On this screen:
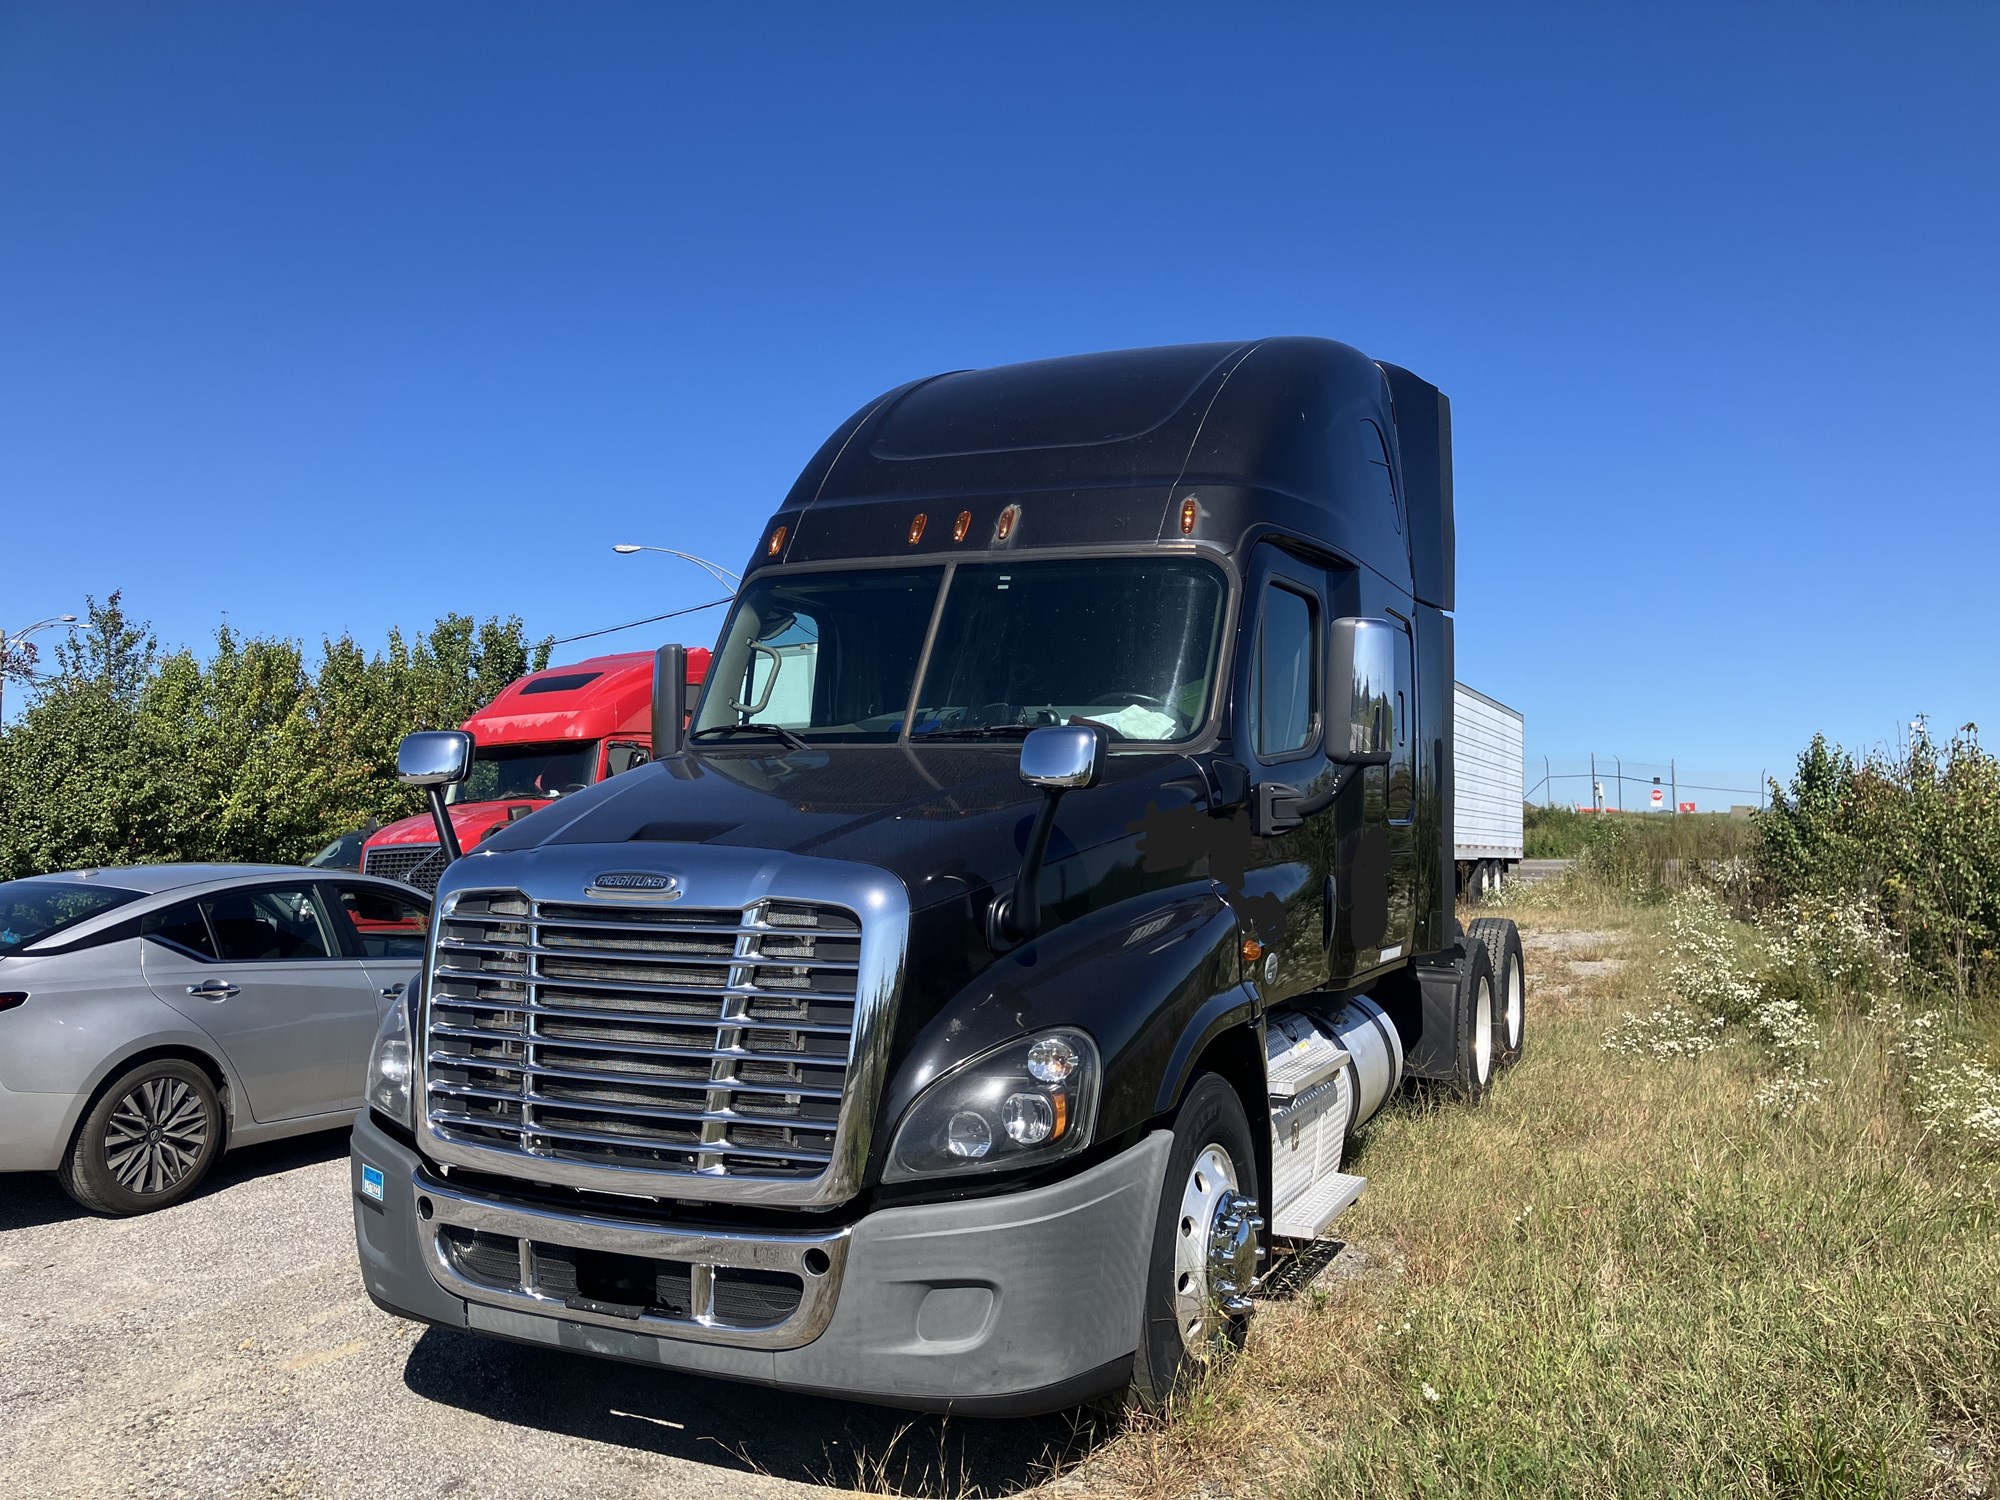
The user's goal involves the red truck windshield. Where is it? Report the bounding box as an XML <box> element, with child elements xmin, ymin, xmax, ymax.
<box><xmin>445</xmin><ymin>742</ymin><xmax>596</xmax><ymax>804</ymax></box>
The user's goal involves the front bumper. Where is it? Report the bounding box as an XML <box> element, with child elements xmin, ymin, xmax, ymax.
<box><xmin>351</xmin><ymin>1111</ymin><xmax>1169</xmax><ymax>1414</ymax></box>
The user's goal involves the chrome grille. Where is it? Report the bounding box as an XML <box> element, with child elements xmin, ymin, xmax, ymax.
<box><xmin>423</xmin><ymin>889</ymin><xmax>862</xmax><ymax>1183</ymax></box>
<box><xmin>364</xmin><ymin>843</ymin><xmax>448</xmax><ymax>894</ymax></box>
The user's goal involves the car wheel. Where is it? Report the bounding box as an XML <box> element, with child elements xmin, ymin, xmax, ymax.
<box><xmin>58</xmin><ymin>1059</ymin><xmax>223</xmax><ymax>1216</ymax></box>
<box><xmin>1127</xmin><ymin>1072</ymin><xmax>1264</xmax><ymax>1412</ymax></box>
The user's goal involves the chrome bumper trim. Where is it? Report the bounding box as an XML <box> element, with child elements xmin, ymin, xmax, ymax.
<box><xmin>415</xmin><ymin>1169</ymin><xmax>850</xmax><ymax>1350</ymax></box>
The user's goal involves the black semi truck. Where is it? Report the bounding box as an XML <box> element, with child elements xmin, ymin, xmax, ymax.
<box><xmin>352</xmin><ymin>337</ymin><xmax>1528</xmax><ymax>1413</ymax></box>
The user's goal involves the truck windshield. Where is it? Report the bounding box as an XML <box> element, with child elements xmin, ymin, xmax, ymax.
<box><xmin>0</xmin><ymin>879</ymin><xmax>144</xmax><ymax>954</ymax></box>
<box><xmin>694</xmin><ymin>557</ymin><xmax>1227</xmax><ymax>745</ymax></box>
<box><xmin>446</xmin><ymin>742</ymin><xmax>598</xmax><ymax>804</ymax></box>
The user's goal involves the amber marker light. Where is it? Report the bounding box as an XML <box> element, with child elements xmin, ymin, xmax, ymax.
<box><xmin>908</xmin><ymin>513</ymin><xmax>928</xmax><ymax>545</ymax></box>
<box><xmin>1240</xmin><ymin>936</ymin><xmax>1265</xmax><ymax>966</ymax></box>
<box><xmin>952</xmin><ymin>510</ymin><xmax>972</xmax><ymax>543</ymax></box>
<box><xmin>1180</xmin><ymin>497</ymin><xmax>1199</xmax><ymax>535</ymax></box>
<box><xmin>766</xmin><ymin>525</ymin><xmax>787</xmax><ymax>557</ymax></box>
<box><xmin>995</xmin><ymin>504</ymin><xmax>1019</xmax><ymax>541</ymax></box>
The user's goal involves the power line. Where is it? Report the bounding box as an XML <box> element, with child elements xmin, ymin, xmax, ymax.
<box><xmin>549</xmin><ymin>596</ymin><xmax>732</xmax><ymax>647</ymax></box>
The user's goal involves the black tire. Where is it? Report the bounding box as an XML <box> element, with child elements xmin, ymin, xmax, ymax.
<box><xmin>1443</xmin><ymin>939</ymin><xmax>1498</xmax><ymax>1103</ymax></box>
<box><xmin>1468</xmin><ymin>916</ymin><xmax>1527</xmax><ymax>1067</ymax></box>
<box><xmin>1128</xmin><ymin>1073</ymin><xmax>1263</xmax><ymax>1412</ymax></box>
<box><xmin>58</xmin><ymin>1058</ymin><xmax>223</xmax><ymax>1216</ymax></box>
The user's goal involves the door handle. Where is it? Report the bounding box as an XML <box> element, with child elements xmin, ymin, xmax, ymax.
<box><xmin>186</xmin><ymin>980</ymin><xmax>240</xmax><ymax>1000</ymax></box>
<box><xmin>379</xmin><ymin>983</ymin><xmax>406</xmax><ymax>1000</ymax></box>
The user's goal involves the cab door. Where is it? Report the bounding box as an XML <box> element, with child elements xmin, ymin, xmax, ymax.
<box><xmin>1231</xmin><ymin>548</ymin><xmax>1338</xmax><ymax>1003</ymax></box>
<box><xmin>1377</xmin><ymin>615</ymin><xmax>1419</xmax><ymax>965</ymax></box>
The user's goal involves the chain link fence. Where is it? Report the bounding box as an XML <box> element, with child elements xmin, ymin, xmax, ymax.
<box><xmin>1525</xmin><ymin>755</ymin><xmax>1768</xmax><ymax>815</ymax></box>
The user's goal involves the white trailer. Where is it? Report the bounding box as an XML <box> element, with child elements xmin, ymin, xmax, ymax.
<box><xmin>1454</xmin><ymin>681</ymin><xmax>1524</xmax><ymax>900</ymax></box>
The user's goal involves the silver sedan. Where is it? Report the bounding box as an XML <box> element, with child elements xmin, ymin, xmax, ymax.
<box><xmin>0</xmin><ymin>864</ymin><xmax>430</xmax><ymax>1215</ymax></box>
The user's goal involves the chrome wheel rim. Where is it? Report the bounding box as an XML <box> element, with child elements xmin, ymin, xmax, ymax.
<box><xmin>1473</xmin><ymin>974</ymin><xmax>1494</xmax><ymax>1084</ymax></box>
<box><xmin>104</xmin><ymin>1077</ymin><xmax>209</xmax><ymax>1195</ymax></box>
<box><xmin>1504</xmin><ymin>954</ymin><xmax>1524</xmax><ymax>1051</ymax></box>
<box><xmin>1172</xmin><ymin>1143</ymin><xmax>1261</xmax><ymax>1355</ymax></box>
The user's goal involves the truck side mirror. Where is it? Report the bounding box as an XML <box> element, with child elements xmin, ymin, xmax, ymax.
<box><xmin>396</xmin><ymin>730</ymin><xmax>474</xmax><ymax>863</ymax></box>
<box><xmin>992</xmin><ymin>724</ymin><xmax>1107</xmax><ymax>949</ymax></box>
<box><xmin>1019</xmin><ymin>723</ymin><xmax>1104</xmax><ymax>791</ymax></box>
<box><xmin>652</xmin><ymin>644</ymin><xmax>689</xmax><ymax>756</ymax></box>
<box><xmin>1328</xmin><ymin>618</ymin><xmax>1395</xmax><ymax>766</ymax></box>
<box><xmin>397</xmin><ymin>730</ymin><xmax>474</xmax><ymax>786</ymax></box>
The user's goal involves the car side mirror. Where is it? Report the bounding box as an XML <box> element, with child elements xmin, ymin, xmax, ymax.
<box><xmin>397</xmin><ymin>730</ymin><xmax>475</xmax><ymax>786</ymax></box>
<box><xmin>1328</xmin><ymin>618</ymin><xmax>1394</xmax><ymax>766</ymax></box>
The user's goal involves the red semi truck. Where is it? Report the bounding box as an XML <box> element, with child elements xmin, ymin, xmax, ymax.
<box><xmin>361</xmin><ymin>648</ymin><xmax>710</xmax><ymax>894</ymax></box>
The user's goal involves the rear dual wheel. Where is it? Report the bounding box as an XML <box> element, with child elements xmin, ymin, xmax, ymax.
<box><xmin>1444</xmin><ymin>938</ymin><xmax>1499</xmax><ymax>1102</ymax></box>
<box><xmin>1468</xmin><ymin>916</ymin><xmax>1527</xmax><ymax>1067</ymax></box>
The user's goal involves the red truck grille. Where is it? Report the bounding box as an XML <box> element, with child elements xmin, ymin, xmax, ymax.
<box><xmin>422</xmin><ymin>890</ymin><xmax>861</xmax><ymax>1183</ymax></box>
<box><xmin>363</xmin><ymin>843</ymin><xmax>448</xmax><ymax>895</ymax></box>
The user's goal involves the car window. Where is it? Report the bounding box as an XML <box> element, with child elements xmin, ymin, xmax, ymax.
<box><xmin>0</xmin><ymin>879</ymin><xmax>144</xmax><ymax>954</ymax></box>
<box><xmin>142</xmin><ymin>901</ymin><xmax>219</xmax><ymax>959</ymax></box>
<box><xmin>333</xmin><ymin>884</ymin><xmax>430</xmax><ymax>960</ymax></box>
<box><xmin>203</xmin><ymin>887</ymin><xmax>337</xmax><ymax>962</ymax></box>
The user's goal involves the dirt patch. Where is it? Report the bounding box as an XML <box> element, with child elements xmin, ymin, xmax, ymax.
<box><xmin>1530</xmin><ymin>930</ymin><xmax>1620</xmax><ymax>953</ymax></box>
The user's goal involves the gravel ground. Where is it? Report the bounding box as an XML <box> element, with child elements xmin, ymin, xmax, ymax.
<box><xmin>0</xmin><ymin>1133</ymin><xmax>1105</xmax><ymax>1500</ymax></box>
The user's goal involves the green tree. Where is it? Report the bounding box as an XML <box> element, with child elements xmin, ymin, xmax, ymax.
<box><xmin>0</xmin><ymin>595</ymin><xmax>553</xmax><ymax>879</ymax></box>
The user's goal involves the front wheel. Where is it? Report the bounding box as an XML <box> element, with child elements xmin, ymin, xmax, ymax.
<box><xmin>58</xmin><ymin>1059</ymin><xmax>223</xmax><ymax>1216</ymax></box>
<box><xmin>1128</xmin><ymin>1073</ymin><xmax>1264</xmax><ymax>1412</ymax></box>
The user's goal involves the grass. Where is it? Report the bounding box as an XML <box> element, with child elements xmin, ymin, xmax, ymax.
<box><xmin>1525</xmin><ymin>806</ymin><xmax>1756</xmax><ymax>888</ymax></box>
<box><xmin>1096</xmin><ymin>893</ymin><xmax>2000</xmax><ymax>1500</ymax></box>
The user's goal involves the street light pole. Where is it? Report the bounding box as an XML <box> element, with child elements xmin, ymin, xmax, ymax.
<box><xmin>0</xmin><ymin>613</ymin><xmax>80</xmax><ymax>725</ymax></box>
<box><xmin>611</xmin><ymin>544</ymin><xmax>742</xmax><ymax>590</ymax></box>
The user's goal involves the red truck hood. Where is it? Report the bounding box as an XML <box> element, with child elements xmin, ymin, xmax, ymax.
<box><xmin>368</xmin><ymin>800</ymin><xmax>550</xmax><ymax>851</ymax></box>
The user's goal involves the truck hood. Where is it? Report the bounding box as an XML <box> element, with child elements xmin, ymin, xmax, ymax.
<box><xmin>466</xmin><ymin>745</ymin><xmax>1216</xmax><ymax>914</ymax></box>
<box><xmin>370</xmin><ymin>800</ymin><xmax>552</xmax><ymax>850</ymax></box>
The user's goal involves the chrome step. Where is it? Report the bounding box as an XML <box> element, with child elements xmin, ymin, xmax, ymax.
<box><xmin>1266</xmin><ymin>1039</ymin><xmax>1350</xmax><ymax>1100</ymax></box>
<box><xmin>1270</xmin><ymin>1171</ymin><xmax>1367</xmax><ymax>1240</ymax></box>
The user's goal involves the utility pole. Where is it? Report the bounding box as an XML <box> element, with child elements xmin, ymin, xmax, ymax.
<box><xmin>1615</xmin><ymin>755</ymin><xmax>1623</xmax><ymax>811</ymax></box>
<box><xmin>1671</xmin><ymin>758</ymin><xmax>1678</xmax><ymax>816</ymax></box>
<box><xmin>1545</xmin><ymin>756</ymin><xmax>1553</xmax><ymax>809</ymax></box>
<box><xmin>1590</xmin><ymin>751</ymin><xmax>1599</xmax><ymax>812</ymax></box>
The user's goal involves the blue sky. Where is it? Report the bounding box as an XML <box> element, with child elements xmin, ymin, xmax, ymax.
<box><xmin>3</xmin><ymin>4</ymin><xmax>1994</xmax><ymax>808</ymax></box>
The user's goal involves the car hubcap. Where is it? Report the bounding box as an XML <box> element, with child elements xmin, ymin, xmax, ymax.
<box><xmin>1505</xmin><ymin>955</ymin><xmax>1524</xmax><ymax>1050</ymax></box>
<box><xmin>105</xmin><ymin>1078</ymin><xmax>208</xmax><ymax>1195</ymax></box>
<box><xmin>1173</xmin><ymin>1144</ymin><xmax>1263</xmax><ymax>1354</ymax></box>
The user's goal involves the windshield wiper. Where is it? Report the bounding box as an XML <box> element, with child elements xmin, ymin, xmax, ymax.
<box><xmin>690</xmin><ymin>722</ymin><xmax>811</xmax><ymax>752</ymax></box>
<box><xmin>910</xmin><ymin>724</ymin><xmax>1041</xmax><ymax>741</ymax></box>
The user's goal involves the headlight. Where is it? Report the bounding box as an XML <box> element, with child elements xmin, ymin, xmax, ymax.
<box><xmin>884</xmin><ymin>1028</ymin><xmax>1100</xmax><ymax>1182</ymax></box>
<box><xmin>365</xmin><ymin>990</ymin><xmax>415</xmax><ymax>1126</ymax></box>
